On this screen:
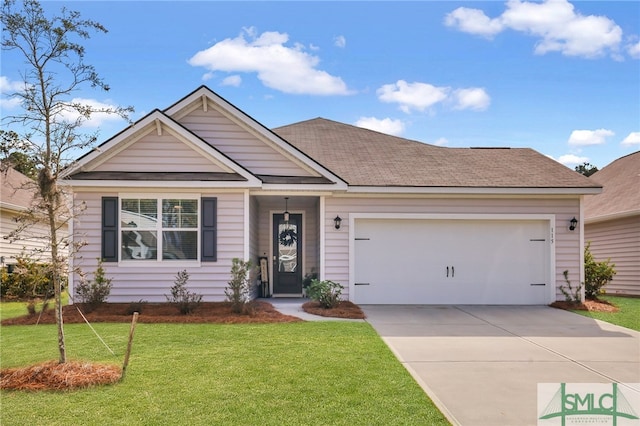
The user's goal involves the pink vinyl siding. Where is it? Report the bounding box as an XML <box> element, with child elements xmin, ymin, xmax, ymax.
<box><xmin>585</xmin><ymin>215</ymin><xmax>640</xmax><ymax>296</ymax></box>
<box><xmin>323</xmin><ymin>196</ymin><xmax>581</xmax><ymax>301</ymax></box>
<box><xmin>72</xmin><ymin>191</ymin><xmax>245</xmax><ymax>302</ymax></box>
<box><xmin>93</xmin><ymin>133</ymin><xmax>227</xmax><ymax>173</ymax></box>
<box><xmin>176</xmin><ymin>106</ymin><xmax>316</xmax><ymax>177</ymax></box>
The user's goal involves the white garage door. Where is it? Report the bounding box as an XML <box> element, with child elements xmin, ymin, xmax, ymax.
<box><xmin>353</xmin><ymin>219</ymin><xmax>550</xmax><ymax>305</ymax></box>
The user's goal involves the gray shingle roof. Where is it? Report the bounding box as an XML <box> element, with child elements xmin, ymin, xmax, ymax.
<box><xmin>584</xmin><ymin>151</ymin><xmax>640</xmax><ymax>220</ymax></box>
<box><xmin>273</xmin><ymin>118</ymin><xmax>600</xmax><ymax>189</ymax></box>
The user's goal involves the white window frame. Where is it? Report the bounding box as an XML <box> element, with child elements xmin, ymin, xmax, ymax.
<box><xmin>118</xmin><ymin>193</ymin><xmax>201</xmax><ymax>265</ymax></box>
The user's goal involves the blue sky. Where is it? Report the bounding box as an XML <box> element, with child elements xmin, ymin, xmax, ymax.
<box><xmin>1</xmin><ymin>0</ymin><xmax>639</xmax><ymax>170</ymax></box>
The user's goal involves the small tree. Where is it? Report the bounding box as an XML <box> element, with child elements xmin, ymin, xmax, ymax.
<box><xmin>165</xmin><ymin>270</ymin><xmax>202</xmax><ymax>315</ymax></box>
<box><xmin>584</xmin><ymin>243</ymin><xmax>616</xmax><ymax>299</ymax></box>
<box><xmin>74</xmin><ymin>258</ymin><xmax>112</xmax><ymax>312</ymax></box>
<box><xmin>1</xmin><ymin>0</ymin><xmax>133</xmax><ymax>363</ymax></box>
<box><xmin>574</xmin><ymin>162</ymin><xmax>599</xmax><ymax>177</ymax></box>
<box><xmin>225</xmin><ymin>258</ymin><xmax>253</xmax><ymax>314</ymax></box>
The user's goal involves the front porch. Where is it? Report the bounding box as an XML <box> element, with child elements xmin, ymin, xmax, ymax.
<box><xmin>250</xmin><ymin>195</ymin><xmax>322</xmax><ymax>298</ymax></box>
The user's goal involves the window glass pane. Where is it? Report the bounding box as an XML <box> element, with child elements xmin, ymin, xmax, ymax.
<box><xmin>163</xmin><ymin>231</ymin><xmax>197</xmax><ymax>259</ymax></box>
<box><xmin>163</xmin><ymin>199</ymin><xmax>198</xmax><ymax>228</ymax></box>
<box><xmin>121</xmin><ymin>199</ymin><xmax>157</xmax><ymax>228</ymax></box>
<box><xmin>121</xmin><ymin>230</ymin><xmax>157</xmax><ymax>260</ymax></box>
<box><xmin>278</xmin><ymin>222</ymin><xmax>297</xmax><ymax>272</ymax></box>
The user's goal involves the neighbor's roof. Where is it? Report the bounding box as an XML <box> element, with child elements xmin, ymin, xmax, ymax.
<box><xmin>584</xmin><ymin>151</ymin><xmax>640</xmax><ymax>221</ymax></box>
<box><xmin>274</xmin><ymin>118</ymin><xmax>600</xmax><ymax>190</ymax></box>
<box><xmin>0</xmin><ymin>166</ymin><xmax>36</xmax><ymax>211</ymax></box>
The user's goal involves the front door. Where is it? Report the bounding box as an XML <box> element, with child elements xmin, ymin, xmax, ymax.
<box><xmin>273</xmin><ymin>213</ymin><xmax>302</xmax><ymax>294</ymax></box>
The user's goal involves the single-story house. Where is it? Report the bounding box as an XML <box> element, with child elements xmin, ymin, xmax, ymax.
<box><xmin>1</xmin><ymin>166</ymin><xmax>66</xmax><ymax>269</ymax></box>
<box><xmin>584</xmin><ymin>151</ymin><xmax>640</xmax><ymax>296</ymax></box>
<box><xmin>62</xmin><ymin>86</ymin><xmax>601</xmax><ymax>305</ymax></box>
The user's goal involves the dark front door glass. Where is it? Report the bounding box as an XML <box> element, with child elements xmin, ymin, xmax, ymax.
<box><xmin>273</xmin><ymin>213</ymin><xmax>302</xmax><ymax>294</ymax></box>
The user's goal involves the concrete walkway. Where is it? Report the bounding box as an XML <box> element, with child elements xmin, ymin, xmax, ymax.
<box><xmin>362</xmin><ymin>305</ymin><xmax>640</xmax><ymax>426</ymax></box>
<box><xmin>262</xmin><ymin>298</ymin><xmax>365</xmax><ymax>322</ymax></box>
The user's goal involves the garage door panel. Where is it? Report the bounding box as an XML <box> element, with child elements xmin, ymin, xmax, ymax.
<box><xmin>354</xmin><ymin>219</ymin><xmax>549</xmax><ymax>305</ymax></box>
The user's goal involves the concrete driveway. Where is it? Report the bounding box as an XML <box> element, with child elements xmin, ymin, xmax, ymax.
<box><xmin>362</xmin><ymin>305</ymin><xmax>640</xmax><ymax>426</ymax></box>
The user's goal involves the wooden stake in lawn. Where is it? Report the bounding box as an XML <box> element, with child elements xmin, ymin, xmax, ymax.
<box><xmin>121</xmin><ymin>312</ymin><xmax>139</xmax><ymax>380</ymax></box>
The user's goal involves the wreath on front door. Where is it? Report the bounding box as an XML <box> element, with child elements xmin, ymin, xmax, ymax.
<box><xmin>278</xmin><ymin>228</ymin><xmax>297</xmax><ymax>246</ymax></box>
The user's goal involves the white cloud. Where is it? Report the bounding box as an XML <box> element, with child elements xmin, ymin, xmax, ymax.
<box><xmin>0</xmin><ymin>76</ymin><xmax>25</xmax><ymax>110</ymax></box>
<box><xmin>445</xmin><ymin>0</ymin><xmax>625</xmax><ymax>59</ymax></box>
<box><xmin>0</xmin><ymin>96</ymin><xmax>22</xmax><ymax>109</ymax></box>
<box><xmin>355</xmin><ymin>117</ymin><xmax>405</xmax><ymax>136</ymax></box>
<box><xmin>202</xmin><ymin>72</ymin><xmax>215</xmax><ymax>81</ymax></box>
<box><xmin>0</xmin><ymin>76</ymin><xmax>24</xmax><ymax>93</ymax></box>
<box><xmin>334</xmin><ymin>35</ymin><xmax>346</xmax><ymax>48</ymax></box>
<box><xmin>377</xmin><ymin>80</ymin><xmax>490</xmax><ymax>114</ymax></box>
<box><xmin>58</xmin><ymin>98</ymin><xmax>128</xmax><ymax>128</ymax></box>
<box><xmin>432</xmin><ymin>137</ymin><xmax>449</xmax><ymax>146</ymax></box>
<box><xmin>554</xmin><ymin>153</ymin><xmax>590</xmax><ymax>166</ymax></box>
<box><xmin>621</xmin><ymin>132</ymin><xmax>640</xmax><ymax>146</ymax></box>
<box><xmin>628</xmin><ymin>40</ymin><xmax>640</xmax><ymax>59</ymax></box>
<box><xmin>452</xmin><ymin>88</ymin><xmax>491</xmax><ymax>111</ymax></box>
<box><xmin>221</xmin><ymin>75</ymin><xmax>242</xmax><ymax>87</ymax></box>
<box><xmin>568</xmin><ymin>129</ymin><xmax>614</xmax><ymax>146</ymax></box>
<box><xmin>188</xmin><ymin>27</ymin><xmax>352</xmax><ymax>96</ymax></box>
<box><xmin>444</xmin><ymin>7</ymin><xmax>503</xmax><ymax>38</ymax></box>
<box><xmin>377</xmin><ymin>80</ymin><xmax>450</xmax><ymax>113</ymax></box>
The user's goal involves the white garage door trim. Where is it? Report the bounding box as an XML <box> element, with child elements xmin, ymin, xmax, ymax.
<box><xmin>348</xmin><ymin>213</ymin><xmax>556</xmax><ymax>304</ymax></box>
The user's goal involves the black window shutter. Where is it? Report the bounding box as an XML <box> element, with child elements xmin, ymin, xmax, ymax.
<box><xmin>102</xmin><ymin>197</ymin><xmax>119</xmax><ymax>262</ymax></box>
<box><xmin>201</xmin><ymin>197</ymin><xmax>217</xmax><ymax>262</ymax></box>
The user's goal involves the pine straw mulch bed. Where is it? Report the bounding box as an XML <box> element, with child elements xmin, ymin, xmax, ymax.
<box><xmin>550</xmin><ymin>298</ymin><xmax>619</xmax><ymax>313</ymax></box>
<box><xmin>1</xmin><ymin>361</ymin><xmax>122</xmax><ymax>391</ymax></box>
<box><xmin>1</xmin><ymin>300</ymin><xmax>365</xmax><ymax>392</ymax></box>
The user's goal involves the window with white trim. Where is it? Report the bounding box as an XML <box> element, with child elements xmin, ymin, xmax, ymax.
<box><xmin>120</xmin><ymin>198</ymin><xmax>198</xmax><ymax>261</ymax></box>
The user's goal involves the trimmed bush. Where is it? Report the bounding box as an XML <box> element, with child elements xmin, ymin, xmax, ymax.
<box><xmin>74</xmin><ymin>259</ymin><xmax>113</xmax><ymax>311</ymax></box>
<box><xmin>584</xmin><ymin>243</ymin><xmax>616</xmax><ymax>299</ymax></box>
<box><xmin>225</xmin><ymin>258</ymin><xmax>253</xmax><ymax>314</ymax></box>
<box><xmin>166</xmin><ymin>270</ymin><xmax>202</xmax><ymax>314</ymax></box>
<box><xmin>306</xmin><ymin>279</ymin><xmax>343</xmax><ymax>309</ymax></box>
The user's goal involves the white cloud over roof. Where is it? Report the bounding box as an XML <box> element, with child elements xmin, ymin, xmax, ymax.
<box><xmin>445</xmin><ymin>0</ymin><xmax>629</xmax><ymax>59</ymax></box>
<box><xmin>188</xmin><ymin>27</ymin><xmax>352</xmax><ymax>96</ymax></box>
<box><xmin>621</xmin><ymin>132</ymin><xmax>640</xmax><ymax>147</ymax></box>
<box><xmin>568</xmin><ymin>129</ymin><xmax>614</xmax><ymax>146</ymax></box>
<box><xmin>355</xmin><ymin>117</ymin><xmax>405</xmax><ymax>136</ymax></box>
<box><xmin>377</xmin><ymin>80</ymin><xmax>490</xmax><ymax>114</ymax></box>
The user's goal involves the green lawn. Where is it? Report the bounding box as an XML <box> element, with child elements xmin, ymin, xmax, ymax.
<box><xmin>1</xmin><ymin>311</ymin><xmax>449</xmax><ymax>425</ymax></box>
<box><xmin>572</xmin><ymin>295</ymin><xmax>640</xmax><ymax>331</ymax></box>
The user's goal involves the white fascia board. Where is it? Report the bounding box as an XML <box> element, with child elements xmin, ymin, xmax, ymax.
<box><xmin>345</xmin><ymin>186</ymin><xmax>603</xmax><ymax>195</ymax></box>
<box><xmin>61</xmin><ymin>180</ymin><xmax>261</xmax><ymax>189</ymax></box>
<box><xmin>165</xmin><ymin>87</ymin><xmax>348</xmax><ymax>188</ymax></box>
<box><xmin>260</xmin><ymin>182</ymin><xmax>348</xmax><ymax>192</ymax></box>
<box><xmin>0</xmin><ymin>202</ymin><xmax>28</xmax><ymax>212</ymax></box>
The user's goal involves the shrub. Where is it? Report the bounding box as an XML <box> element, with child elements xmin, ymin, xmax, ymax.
<box><xmin>74</xmin><ymin>259</ymin><xmax>113</xmax><ymax>311</ymax></box>
<box><xmin>225</xmin><ymin>258</ymin><xmax>253</xmax><ymax>314</ymax></box>
<box><xmin>0</xmin><ymin>257</ymin><xmax>60</xmax><ymax>300</ymax></box>
<box><xmin>166</xmin><ymin>270</ymin><xmax>202</xmax><ymax>314</ymax></box>
<box><xmin>306</xmin><ymin>279</ymin><xmax>343</xmax><ymax>309</ymax></box>
<box><xmin>584</xmin><ymin>242</ymin><xmax>616</xmax><ymax>299</ymax></box>
<box><xmin>559</xmin><ymin>270</ymin><xmax>582</xmax><ymax>304</ymax></box>
<box><xmin>302</xmin><ymin>270</ymin><xmax>318</xmax><ymax>296</ymax></box>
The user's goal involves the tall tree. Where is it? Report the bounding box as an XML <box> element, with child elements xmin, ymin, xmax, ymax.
<box><xmin>1</xmin><ymin>130</ymin><xmax>38</xmax><ymax>179</ymax></box>
<box><xmin>1</xmin><ymin>0</ymin><xmax>132</xmax><ymax>363</ymax></box>
<box><xmin>575</xmin><ymin>162</ymin><xmax>598</xmax><ymax>177</ymax></box>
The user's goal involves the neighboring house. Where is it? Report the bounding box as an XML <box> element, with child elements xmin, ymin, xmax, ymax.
<box><xmin>61</xmin><ymin>86</ymin><xmax>600</xmax><ymax>305</ymax></box>
<box><xmin>0</xmin><ymin>166</ymin><xmax>63</xmax><ymax>268</ymax></box>
<box><xmin>584</xmin><ymin>151</ymin><xmax>640</xmax><ymax>296</ymax></box>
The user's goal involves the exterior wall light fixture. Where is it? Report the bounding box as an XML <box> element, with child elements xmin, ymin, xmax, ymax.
<box><xmin>569</xmin><ymin>217</ymin><xmax>578</xmax><ymax>231</ymax></box>
<box><xmin>334</xmin><ymin>215</ymin><xmax>342</xmax><ymax>230</ymax></box>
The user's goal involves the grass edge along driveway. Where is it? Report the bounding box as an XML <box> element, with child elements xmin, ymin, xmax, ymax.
<box><xmin>1</xmin><ymin>321</ymin><xmax>450</xmax><ymax>426</ymax></box>
<box><xmin>572</xmin><ymin>295</ymin><xmax>640</xmax><ymax>332</ymax></box>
